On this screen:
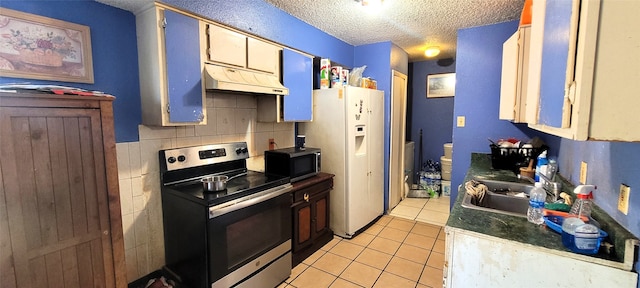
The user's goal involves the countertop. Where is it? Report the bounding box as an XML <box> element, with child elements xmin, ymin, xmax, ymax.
<box><xmin>446</xmin><ymin>153</ymin><xmax>638</xmax><ymax>271</ymax></box>
<box><xmin>291</xmin><ymin>172</ymin><xmax>334</xmax><ymax>191</ymax></box>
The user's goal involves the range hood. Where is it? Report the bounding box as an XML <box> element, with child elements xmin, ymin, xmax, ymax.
<box><xmin>204</xmin><ymin>64</ymin><xmax>289</xmax><ymax>96</ymax></box>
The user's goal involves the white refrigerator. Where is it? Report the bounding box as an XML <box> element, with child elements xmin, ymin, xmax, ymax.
<box><xmin>305</xmin><ymin>86</ymin><xmax>384</xmax><ymax>238</ymax></box>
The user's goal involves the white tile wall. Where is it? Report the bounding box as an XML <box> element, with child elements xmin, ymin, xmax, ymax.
<box><xmin>116</xmin><ymin>92</ymin><xmax>295</xmax><ymax>282</ymax></box>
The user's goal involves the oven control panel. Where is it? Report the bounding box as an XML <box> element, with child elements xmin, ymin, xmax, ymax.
<box><xmin>160</xmin><ymin>142</ymin><xmax>249</xmax><ymax>171</ymax></box>
<box><xmin>199</xmin><ymin>148</ymin><xmax>226</xmax><ymax>159</ymax></box>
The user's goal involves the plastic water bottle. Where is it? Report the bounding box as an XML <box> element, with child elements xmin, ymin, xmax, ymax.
<box><xmin>527</xmin><ymin>182</ymin><xmax>546</xmax><ymax>224</ymax></box>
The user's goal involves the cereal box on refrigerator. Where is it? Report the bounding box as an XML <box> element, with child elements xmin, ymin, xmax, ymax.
<box><xmin>341</xmin><ymin>69</ymin><xmax>349</xmax><ymax>86</ymax></box>
<box><xmin>331</xmin><ymin>66</ymin><xmax>342</xmax><ymax>88</ymax></box>
<box><xmin>320</xmin><ymin>58</ymin><xmax>331</xmax><ymax>89</ymax></box>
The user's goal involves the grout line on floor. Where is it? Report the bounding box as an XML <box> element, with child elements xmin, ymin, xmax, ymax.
<box><xmin>288</xmin><ymin>201</ymin><xmax>448</xmax><ymax>288</ymax></box>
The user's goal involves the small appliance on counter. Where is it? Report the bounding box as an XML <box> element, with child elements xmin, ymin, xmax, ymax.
<box><xmin>264</xmin><ymin>147</ymin><xmax>321</xmax><ymax>182</ymax></box>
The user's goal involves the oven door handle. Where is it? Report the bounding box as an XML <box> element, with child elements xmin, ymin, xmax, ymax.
<box><xmin>209</xmin><ymin>184</ymin><xmax>292</xmax><ymax>219</ymax></box>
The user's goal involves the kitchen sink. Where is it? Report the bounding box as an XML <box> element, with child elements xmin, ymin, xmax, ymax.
<box><xmin>461</xmin><ymin>179</ymin><xmax>533</xmax><ymax>217</ymax></box>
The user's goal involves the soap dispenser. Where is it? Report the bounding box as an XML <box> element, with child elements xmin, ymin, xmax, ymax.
<box><xmin>569</xmin><ymin>185</ymin><xmax>597</xmax><ymax>218</ymax></box>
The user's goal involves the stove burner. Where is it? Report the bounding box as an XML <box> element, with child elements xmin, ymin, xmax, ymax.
<box><xmin>162</xmin><ymin>168</ymin><xmax>289</xmax><ymax>206</ymax></box>
<box><xmin>160</xmin><ymin>142</ymin><xmax>291</xmax><ymax>206</ymax></box>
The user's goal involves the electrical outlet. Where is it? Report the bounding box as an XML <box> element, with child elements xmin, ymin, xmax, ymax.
<box><xmin>580</xmin><ymin>161</ymin><xmax>587</xmax><ymax>184</ymax></box>
<box><xmin>268</xmin><ymin>138</ymin><xmax>275</xmax><ymax>150</ymax></box>
<box><xmin>618</xmin><ymin>184</ymin><xmax>630</xmax><ymax>215</ymax></box>
<box><xmin>457</xmin><ymin>116</ymin><xmax>465</xmax><ymax>127</ymax></box>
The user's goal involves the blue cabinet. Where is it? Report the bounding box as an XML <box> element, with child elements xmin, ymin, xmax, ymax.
<box><xmin>136</xmin><ymin>6</ymin><xmax>206</xmax><ymax>126</ymax></box>
<box><xmin>536</xmin><ymin>0</ymin><xmax>579</xmax><ymax>129</ymax></box>
<box><xmin>282</xmin><ymin>49</ymin><xmax>313</xmax><ymax>121</ymax></box>
<box><xmin>526</xmin><ymin>0</ymin><xmax>640</xmax><ymax>141</ymax></box>
<box><xmin>164</xmin><ymin>10</ymin><xmax>204</xmax><ymax>123</ymax></box>
<box><xmin>257</xmin><ymin>49</ymin><xmax>313</xmax><ymax>122</ymax></box>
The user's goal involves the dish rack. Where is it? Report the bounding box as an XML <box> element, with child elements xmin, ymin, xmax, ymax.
<box><xmin>490</xmin><ymin>144</ymin><xmax>547</xmax><ymax>172</ymax></box>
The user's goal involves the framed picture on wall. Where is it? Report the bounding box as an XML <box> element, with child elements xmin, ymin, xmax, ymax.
<box><xmin>0</xmin><ymin>8</ymin><xmax>94</xmax><ymax>83</ymax></box>
<box><xmin>427</xmin><ymin>73</ymin><xmax>455</xmax><ymax>98</ymax></box>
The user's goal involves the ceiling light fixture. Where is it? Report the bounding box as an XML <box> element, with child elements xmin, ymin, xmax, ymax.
<box><xmin>425</xmin><ymin>46</ymin><xmax>441</xmax><ymax>57</ymax></box>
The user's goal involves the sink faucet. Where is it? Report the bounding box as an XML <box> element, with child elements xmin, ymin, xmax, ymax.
<box><xmin>517</xmin><ymin>174</ymin><xmax>535</xmax><ymax>184</ymax></box>
<box><xmin>517</xmin><ymin>173</ymin><xmax>561</xmax><ymax>202</ymax></box>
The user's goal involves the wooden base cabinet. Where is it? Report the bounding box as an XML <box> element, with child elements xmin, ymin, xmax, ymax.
<box><xmin>0</xmin><ymin>92</ymin><xmax>126</xmax><ymax>287</ymax></box>
<box><xmin>291</xmin><ymin>173</ymin><xmax>334</xmax><ymax>266</ymax></box>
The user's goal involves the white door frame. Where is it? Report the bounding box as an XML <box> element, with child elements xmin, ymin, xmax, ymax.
<box><xmin>388</xmin><ymin>70</ymin><xmax>408</xmax><ymax>212</ymax></box>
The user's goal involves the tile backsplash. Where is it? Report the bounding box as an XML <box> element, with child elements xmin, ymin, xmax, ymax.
<box><xmin>116</xmin><ymin>92</ymin><xmax>294</xmax><ymax>282</ymax></box>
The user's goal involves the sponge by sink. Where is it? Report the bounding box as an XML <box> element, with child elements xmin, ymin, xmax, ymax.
<box><xmin>544</xmin><ymin>202</ymin><xmax>571</xmax><ymax>212</ymax></box>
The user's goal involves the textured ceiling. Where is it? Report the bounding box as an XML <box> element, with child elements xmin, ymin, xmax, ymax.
<box><xmin>97</xmin><ymin>0</ymin><xmax>525</xmax><ymax>62</ymax></box>
<box><xmin>265</xmin><ymin>0</ymin><xmax>524</xmax><ymax>61</ymax></box>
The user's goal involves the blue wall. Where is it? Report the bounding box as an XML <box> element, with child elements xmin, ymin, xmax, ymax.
<box><xmin>409</xmin><ymin>60</ymin><xmax>455</xmax><ymax>174</ymax></box>
<box><xmin>451</xmin><ymin>20</ymin><xmax>533</xmax><ymax>202</ymax></box>
<box><xmin>556</xmin><ymin>139</ymin><xmax>640</xmax><ymax>277</ymax></box>
<box><xmin>0</xmin><ymin>0</ymin><xmax>141</xmax><ymax>143</ymax></box>
<box><xmin>451</xmin><ymin>21</ymin><xmax>555</xmax><ymax>201</ymax></box>
<box><xmin>557</xmin><ymin>140</ymin><xmax>640</xmax><ymax>231</ymax></box>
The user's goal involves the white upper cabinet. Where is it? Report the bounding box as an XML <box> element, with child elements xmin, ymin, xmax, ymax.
<box><xmin>526</xmin><ymin>0</ymin><xmax>640</xmax><ymax>141</ymax></box>
<box><xmin>500</xmin><ymin>25</ymin><xmax>530</xmax><ymax>123</ymax></box>
<box><xmin>247</xmin><ymin>37</ymin><xmax>281</xmax><ymax>75</ymax></box>
<box><xmin>206</xmin><ymin>24</ymin><xmax>281</xmax><ymax>75</ymax></box>
<box><xmin>207</xmin><ymin>25</ymin><xmax>246</xmax><ymax>68</ymax></box>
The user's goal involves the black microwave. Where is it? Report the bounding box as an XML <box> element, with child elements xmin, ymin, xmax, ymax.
<box><xmin>264</xmin><ymin>147</ymin><xmax>321</xmax><ymax>182</ymax></box>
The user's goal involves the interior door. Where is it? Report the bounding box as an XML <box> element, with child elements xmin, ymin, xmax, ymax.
<box><xmin>388</xmin><ymin>70</ymin><xmax>408</xmax><ymax>211</ymax></box>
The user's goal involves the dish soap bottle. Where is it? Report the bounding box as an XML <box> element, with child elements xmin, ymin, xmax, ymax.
<box><xmin>569</xmin><ymin>185</ymin><xmax>597</xmax><ymax>218</ymax></box>
<box><xmin>535</xmin><ymin>150</ymin><xmax>548</xmax><ymax>183</ymax></box>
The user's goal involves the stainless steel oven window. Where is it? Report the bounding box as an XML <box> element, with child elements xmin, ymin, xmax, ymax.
<box><xmin>207</xmin><ymin>186</ymin><xmax>292</xmax><ymax>286</ymax></box>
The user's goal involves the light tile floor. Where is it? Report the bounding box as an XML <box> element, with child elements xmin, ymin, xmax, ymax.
<box><xmin>279</xmin><ymin>216</ymin><xmax>446</xmax><ymax>288</ymax></box>
<box><xmin>389</xmin><ymin>196</ymin><xmax>451</xmax><ymax>227</ymax></box>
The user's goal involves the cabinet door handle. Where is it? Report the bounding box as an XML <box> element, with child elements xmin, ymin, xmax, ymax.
<box><xmin>304</xmin><ymin>193</ymin><xmax>309</xmax><ymax>202</ymax></box>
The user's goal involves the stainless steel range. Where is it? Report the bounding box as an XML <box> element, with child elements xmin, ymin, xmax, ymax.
<box><xmin>159</xmin><ymin>142</ymin><xmax>292</xmax><ymax>288</ymax></box>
